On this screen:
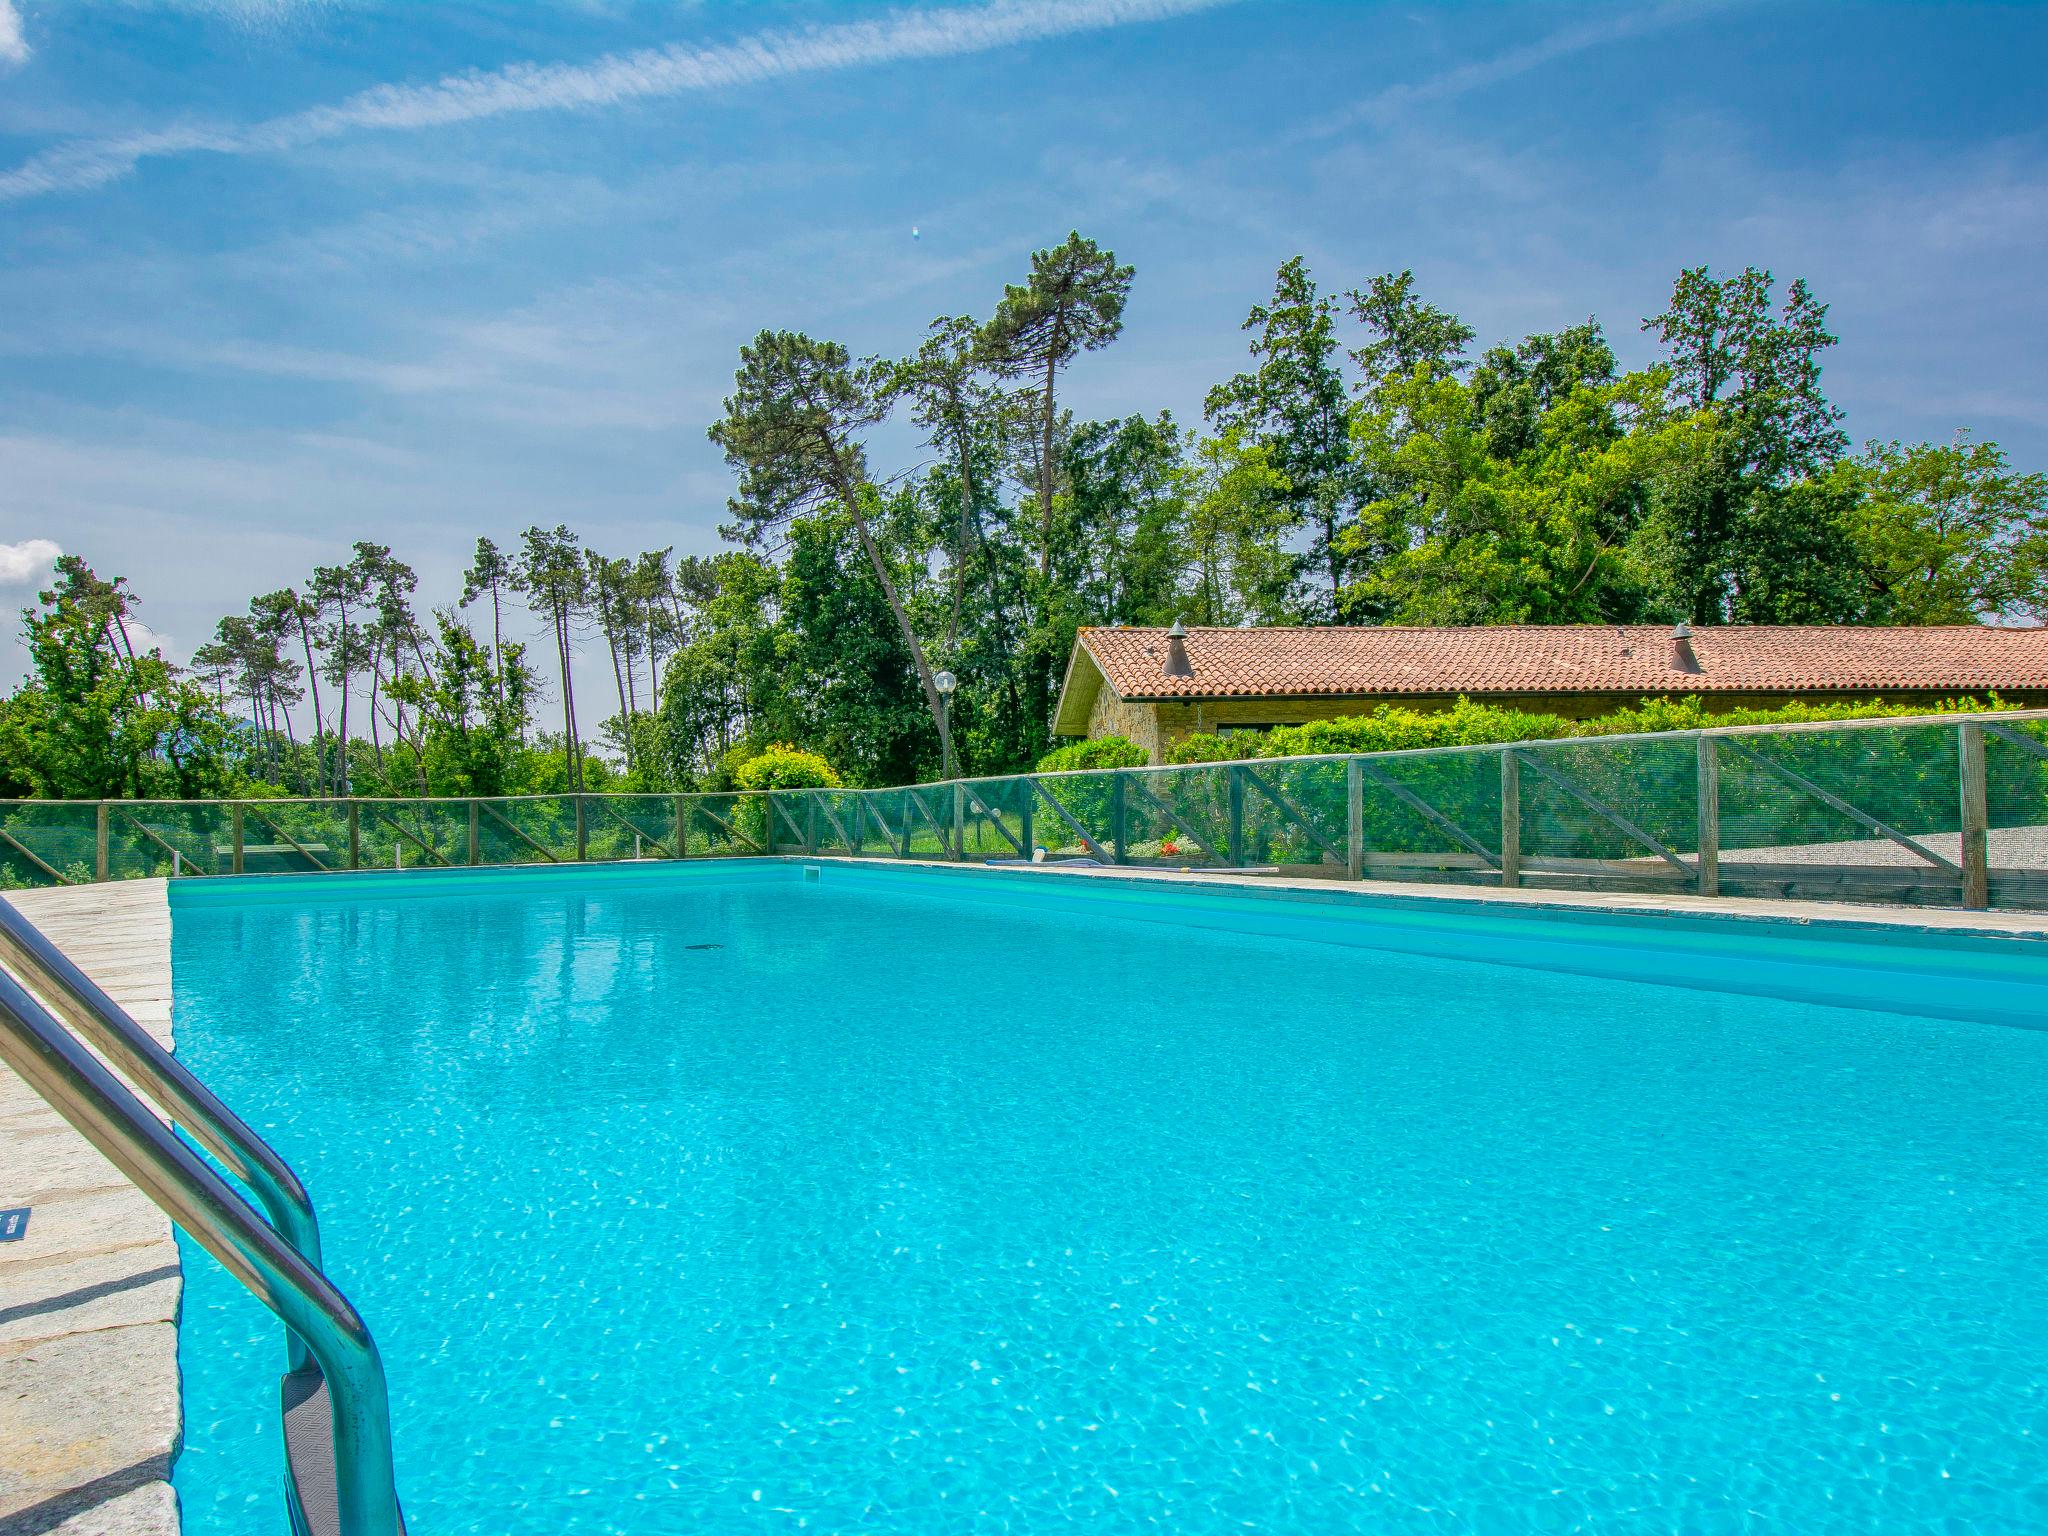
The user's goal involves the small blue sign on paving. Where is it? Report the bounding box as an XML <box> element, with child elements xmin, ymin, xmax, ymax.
<box><xmin>0</xmin><ymin>1208</ymin><xmax>27</xmax><ymax>1242</ymax></box>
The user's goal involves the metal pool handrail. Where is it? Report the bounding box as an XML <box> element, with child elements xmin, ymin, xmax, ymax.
<box><xmin>0</xmin><ymin>966</ymin><xmax>405</xmax><ymax>1536</ymax></box>
<box><xmin>0</xmin><ymin>895</ymin><xmax>325</xmax><ymax>1370</ymax></box>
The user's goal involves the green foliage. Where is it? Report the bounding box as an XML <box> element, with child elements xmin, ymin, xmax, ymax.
<box><xmin>1035</xmin><ymin>735</ymin><xmax>1148</xmax><ymax>773</ymax></box>
<box><xmin>384</xmin><ymin>614</ymin><xmax>530</xmax><ymax>795</ymax></box>
<box><xmin>1842</xmin><ymin>435</ymin><xmax>2048</xmax><ymax>623</ymax></box>
<box><xmin>733</xmin><ymin>742</ymin><xmax>842</xmax><ymax>792</ymax></box>
<box><xmin>777</xmin><ymin>511</ymin><xmax>933</xmax><ymax>785</ymax></box>
<box><xmin>1177</xmin><ymin>428</ymin><xmax>1294</xmax><ymax>625</ymax></box>
<box><xmin>728</xmin><ymin>741</ymin><xmax>840</xmax><ymax>846</ymax></box>
<box><xmin>1206</xmin><ymin>256</ymin><xmax>1356</xmax><ymax>616</ymax></box>
<box><xmin>1587</xmin><ymin>693</ymin><xmax>2018</xmax><ymax>735</ymax></box>
<box><xmin>0</xmin><ymin>557</ymin><xmax>240</xmax><ymax>799</ymax></box>
<box><xmin>1166</xmin><ymin>693</ymin><xmax>2019</xmax><ymax>765</ymax></box>
<box><xmin>1167</xmin><ymin>699</ymin><xmax>1573</xmax><ymax>764</ymax></box>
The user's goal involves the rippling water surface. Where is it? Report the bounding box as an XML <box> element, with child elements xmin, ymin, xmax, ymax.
<box><xmin>169</xmin><ymin>867</ymin><xmax>2048</xmax><ymax>1534</ymax></box>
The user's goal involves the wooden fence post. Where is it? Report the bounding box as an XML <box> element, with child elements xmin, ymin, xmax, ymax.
<box><xmin>1227</xmin><ymin>764</ymin><xmax>1246</xmax><ymax>867</ymax></box>
<box><xmin>95</xmin><ymin>802</ymin><xmax>110</xmax><ymax>883</ymax></box>
<box><xmin>1345</xmin><ymin>760</ymin><xmax>1364</xmax><ymax>881</ymax></box>
<box><xmin>1960</xmin><ymin>722</ymin><xmax>1989</xmax><ymax>910</ymax></box>
<box><xmin>1498</xmin><ymin>750</ymin><xmax>1520</xmax><ymax>890</ymax></box>
<box><xmin>1696</xmin><ymin>735</ymin><xmax>1720</xmax><ymax>898</ymax></box>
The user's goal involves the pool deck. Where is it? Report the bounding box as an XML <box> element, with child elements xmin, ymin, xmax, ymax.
<box><xmin>0</xmin><ymin>880</ymin><xmax>179</xmax><ymax>1536</ymax></box>
<box><xmin>0</xmin><ymin>865</ymin><xmax>2044</xmax><ymax>1536</ymax></box>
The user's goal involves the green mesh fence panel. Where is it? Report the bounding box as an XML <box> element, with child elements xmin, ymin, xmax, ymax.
<box><xmin>1250</xmin><ymin>759</ymin><xmax>1350</xmax><ymax>871</ymax></box>
<box><xmin>103</xmin><ymin>802</ymin><xmax>235</xmax><ymax>879</ymax></box>
<box><xmin>1711</xmin><ymin>722</ymin><xmax>1968</xmax><ymax>905</ymax></box>
<box><xmin>756</xmin><ymin>792</ymin><xmax>793</xmax><ymax>853</ymax></box>
<box><xmin>899</xmin><ymin>786</ymin><xmax>953</xmax><ymax>858</ymax></box>
<box><xmin>1032</xmin><ymin>772</ymin><xmax>1117</xmax><ymax>859</ymax></box>
<box><xmin>583</xmin><ymin>795</ymin><xmax>679</xmax><ymax>862</ymax></box>
<box><xmin>1116</xmin><ymin>768</ymin><xmax>1223</xmax><ymax>866</ymax></box>
<box><xmin>0</xmin><ymin>801</ymin><xmax>98</xmax><ymax>887</ymax></box>
<box><xmin>1981</xmin><ymin>721</ymin><xmax>2048</xmax><ymax>837</ymax></box>
<box><xmin>1356</xmin><ymin>747</ymin><xmax>1501</xmax><ymax>878</ymax></box>
<box><xmin>1515</xmin><ymin>736</ymin><xmax>1697</xmax><ymax>884</ymax></box>
<box><xmin>1138</xmin><ymin>765</ymin><xmax>1233</xmax><ymax>865</ymax></box>
<box><xmin>352</xmin><ymin>800</ymin><xmax>469</xmax><ymax>871</ymax></box>
<box><xmin>683</xmin><ymin>794</ymin><xmax>764</xmax><ymax>857</ymax></box>
<box><xmin>236</xmin><ymin>800</ymin><xmax>350</xmax><ymax>874</ymax></box>
<box><xmin>1980</xmin><ymin>720</ymin><xmax>2048</xmax><ymax>907</ymax></box>
<box><xmin>853</xmin><ymin>790</ymin><xmax>891</xmax><ymax>854</ymax></box>
<box><xmin>1717</xmin><ymin>724</ymin><xmax>1956</xmax><ymax>854</ymax></box>
<box><xmin>811</xmin><ymin>791</ymin><xmax>866</xmax><ymax>855</ymax></box>
<box><xmin>469</xmin><ymin>797</ymin><xmax>573</xmax><ymax>865</ymax></box>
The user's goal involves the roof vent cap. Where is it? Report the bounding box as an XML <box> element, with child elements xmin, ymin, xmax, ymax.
<box><xmin>1670</xmin><ymin>620</ymin><xmax>1702</xmax><ymax>674</ymax></box>
<box><xmin>1163</xmin><ymin>616</ymin><xmax>1194</xmax><ymax>678</ymax></box>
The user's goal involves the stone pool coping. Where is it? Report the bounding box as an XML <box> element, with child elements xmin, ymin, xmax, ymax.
<box><xmin>0</xmin><ymin>879</ymin><xmax>179</xmax><ymax>1536</ymax></box>
<box><xmin>1</xmin><ymin>863</ymin><xmax>2043</xmax><ymax>1536</ymax></box>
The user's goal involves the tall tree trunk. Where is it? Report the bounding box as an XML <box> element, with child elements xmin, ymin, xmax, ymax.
<box><xmin>1327</xmin><ymin>510</ymin><xmax>1341</xmax><ymax>615</ymax></box>
<box><xmin>608</xmin><ymin>637</ymin><xmax>633</xmax><ymax>773</ymax></box>
<box><xmin>296</xmin><ymin>610</ymin><xmax>326</xmax><ymax>796</ymax></box>
<box><xmin>336</xmin><ymin>633</ymin><xmax>351</xmax><ymax>796</ymax></box>
<box><xmin>948</xmin><ymin>438</ymin><xmax>976</xmax><ymax>651</ymax></box>
<box><xmin>489</xmin><ymin>585</ymin><xmax>506</xmax><ymax>709</ymax></box>
<box><xmin>554</xmin><ymin>604</ymin><xmax>580</xmax><ymax>791</ymax></box>
<box><xmin>367</xmin><ymin>637</ymin><xmax>386</xmax><ymax>771</ymax></box>
<box><xmin>837</xmin><ymin>473</ymin><xmax>955</xmax><ymax>778</ymax></box>
<box><xmin>598</xmin><ymin>575</ymin><xmax>634</xmax><ymax>771</ymax></box>
<box><xmin>1038</xmin><ymin>354</ymin><xmax>1057</xmax><ymax>579</ymax></box>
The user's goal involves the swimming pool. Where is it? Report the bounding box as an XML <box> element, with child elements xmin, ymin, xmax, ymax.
<box><xmin>168</xmin><ymin>862</ymin><xmax>2048</xmax><ymax>1534</ymax></box>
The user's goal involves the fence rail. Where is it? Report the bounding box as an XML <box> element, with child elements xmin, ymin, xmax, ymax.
<box><xmin>4</xmin><ymin>710</ymin><xmax>2046</xmax><ymax>912</ymax></box>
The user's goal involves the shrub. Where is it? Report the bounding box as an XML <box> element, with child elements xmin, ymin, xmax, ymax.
<box><xmin>1163</xmin><ymin>693</ymin><xmax>2023</xmax><ymax>765</ymax></box>
<box><xmin>1036</xmin><ymin>735</ymin><xmax>1149</xmax><ymax>773</ymax></box>
<box><xmin>1166</xmin><ymin>700</ymin><xmax>1573</xmax><ymax>764</ymax></box>
<box><xmin>734</xmin><ymin>743</ymin><xmax>842</xmax><ymax>792</ymax></box>
<box><xmin>1583</xmin><ymin>693</ymin><xmax>2015</xmax><ymax>737</ymax></box>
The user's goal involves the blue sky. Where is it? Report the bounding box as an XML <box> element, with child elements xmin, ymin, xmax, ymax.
<box><xmin>2</xmin><ymin>0</ymin><xmax>2045</xmax><ymax>704</ymax></box>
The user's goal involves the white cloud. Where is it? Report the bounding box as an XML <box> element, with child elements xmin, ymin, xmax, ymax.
<box><xmin>121</xmin><ymin>616</ymin><xmax>176</xmax><ymax>662</ymax></box>
<box><xmin>0</xmin><ymin>537</ymin><xmax>61</xmax><ymax>588</ymax></box>
<box><xmin>0</xmin><ymin>0</ymin><xmax>1231</xmax><ymax>201</ymax></box>
<box><xmin>0</xmin><ymin>1</ymin><xmax>28</xmax><ymax>67</ymax></box>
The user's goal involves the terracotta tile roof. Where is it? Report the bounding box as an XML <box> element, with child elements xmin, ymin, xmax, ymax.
<box><xmin>1074</xmin><ymin>625</ymin><xmax>2048</xmax><ymax>702</ymax></box>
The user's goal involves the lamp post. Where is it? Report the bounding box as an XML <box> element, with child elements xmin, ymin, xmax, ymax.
<box><xmin>933</xmin><ymin>670</ymin><xmax>958</xmax><ymax>781</ymax></box>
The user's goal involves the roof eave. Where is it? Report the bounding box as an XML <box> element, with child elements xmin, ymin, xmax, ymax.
<box><xmin>1050</xmin><ymin>636</ymin><xmax>1112</xmax><ymax>737</ymax></box>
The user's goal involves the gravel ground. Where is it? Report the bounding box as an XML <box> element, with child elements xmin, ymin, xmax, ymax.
<box><xmin>1719</xmin><ymin>823</ymin><xmax>2048</xmax><ymax>867</ymax></box>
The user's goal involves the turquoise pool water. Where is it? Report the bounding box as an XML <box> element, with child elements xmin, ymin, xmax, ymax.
<box><xmin>168</xmin><ymin>864</ymin><xmax>2048</xmax><ymax>1534</ymax></box>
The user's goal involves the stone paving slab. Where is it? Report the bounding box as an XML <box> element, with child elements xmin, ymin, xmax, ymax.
<box><xmin>0</xmin><ymin>881</ymin><xmax>180</xmax><ymax>1536</ymax></box>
